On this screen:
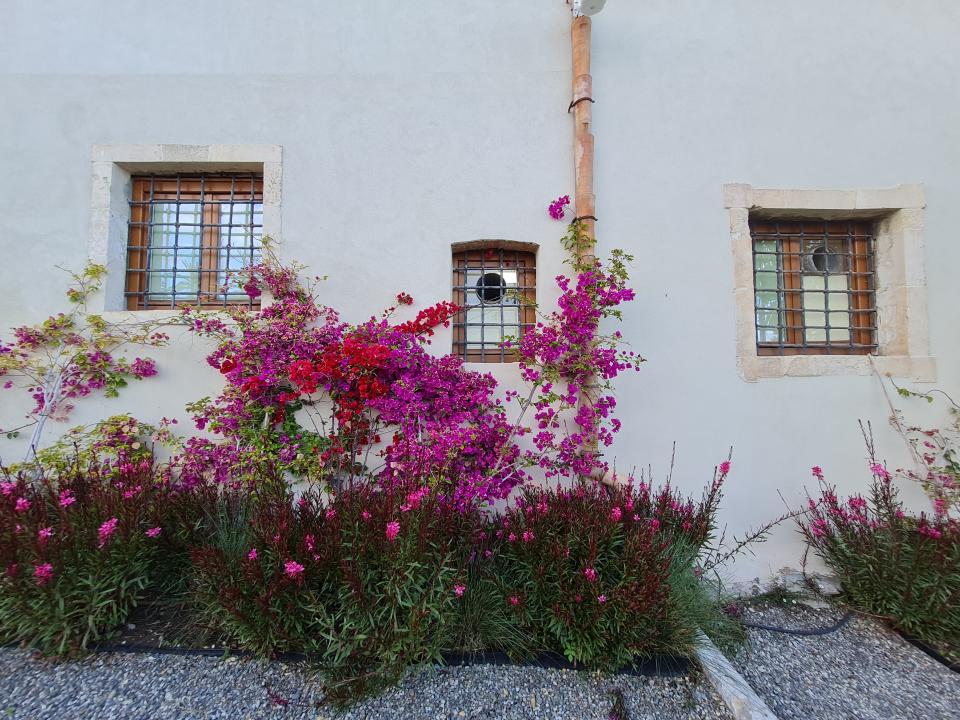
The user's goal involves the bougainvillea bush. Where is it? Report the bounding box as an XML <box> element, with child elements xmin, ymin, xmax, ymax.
<box><xmin>801</xmin><ymin>462</ymin><xmax>960</xmax><ymax>649</ymax></box>
<box><xmin>0</xmin><ymin>263</ymin><xmax>166</xmax><ymax>463</ymax></box>
<box><xmin>0</xmin><ymin>459</ymin><xmax>164</xmax><ymax>655</ymax></box>
<box><xmin>174</xmin><ymin>250</ymin><xmax>524</xmax><ymax>507</ymax></box>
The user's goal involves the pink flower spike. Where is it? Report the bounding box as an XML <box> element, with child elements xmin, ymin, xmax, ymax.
<box><xmin>97</xmin><ymin>517</ymin><xmax>119</xmax><ymax>548</ymax></box>
<box><xmin>14</xmin><ymin>497</ymin><xmax>30</xmax><ymax>513</ymax></box>
<box><xmin>385</xmin><ymin>520</ymin><xmax>400</xmax><ymax>542</ymax></box>
<box><xmin>583</xmin><ymin>567</ymin><xmax>597</xmax><ymax>583</ymax></box>
<box><xmin>509</xmin><ymin>595</ymin><xmax>519</xmax><ymax>606</ymax></box>
<box><xmin>454</xmin><ymin>584</ymin><xmax>466</xmax><ymax>598</ymax></box>
<box><xmin>247</xmin><ymin>548</ymin><xmax>258</xmax><ymax>561</ymax></box>
<box><xmin>284</xmin><ymin>560</ymin><xmax>305</xmax><ymax>579</ymax></box>
<box><xmin>37</xmin><ymin>527</ymin><xmax>53</xmax><ymax>542</ymax></box>
<box><xmin>33</xmin><ymin>563</ymin><xmax>54</xmax><ymax>586</ymax></box>
<box><xmin>610</xmin><ymin>506</ymin><xmax>622</xmax><ymax>522</ymax></box>
<box><xmin>811</xmin><ymin>466</ymin><xmax>824</xmax><ymax>481</ymax></box>
<box><xmin>59</xmin><ymin>489</ymin><xmax>76</xmax><ymax>507</ymax></box>
<box><xmin>361</xmin><ymin>510</ymin><xmax>371</xmax><ymax>521</ymax></box>
<box><xmin>718</xmin><ymin>461</ymin><xmax>731</xmax><ymax>475</ymax></box>
<box><xmin>597</xmin><ymin>594</ymin><xmax>607</xmax><ymax>604</ymax></box>
<box><xmin>145</xmin><ymin>527</ymin><xmax>161</xmax><ymax>538</ymax></box>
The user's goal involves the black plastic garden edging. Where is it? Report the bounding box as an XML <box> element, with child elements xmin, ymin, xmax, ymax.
<box><xmin>90</xmin><ymin>641</ymin><xmax>690</xmax><ymax>677</ymax></box>
<box><xmin>897</xmin><ymin>633</ymin><xmax>960</xmax><ymax>674</ymax></box>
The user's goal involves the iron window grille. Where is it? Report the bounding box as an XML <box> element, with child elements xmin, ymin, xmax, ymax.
<box><xmin>750</xmin><ymin>219</ymin><xmax>877</xmax><ymax>355</ymax></box>
<box><xmin>452</xmin><ymin>247</ymin><xmax>536</xmax><ymax>363</ymax></box>
<box><xmin>125</xmin><ymin>174</ymin><xmax>263</xmax><ymax>309</ymax></box>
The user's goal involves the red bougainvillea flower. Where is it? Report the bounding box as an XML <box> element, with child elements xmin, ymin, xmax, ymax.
<box><xmin>396</xmin><ymin>292</ymin><xmax>413</xmax><ymax>306</ymax></box>
<box><xmin>219</xmin><ymin>357</ymin><xmax>238</xmax><ymax>374</ymax></box>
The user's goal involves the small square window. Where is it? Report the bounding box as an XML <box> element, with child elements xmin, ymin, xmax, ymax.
<box><xmin>750</xmin><ymin>219</ymin><xmax>877</xmax><ymax>355</ymax></box>
<box><xmin>125</xmin><ymin>174</ymin><xmax>263</xmax><ymax>309</ymax></box>
<box><xmin>452</xmin><ymin>247</ymin><xmax>536</xmax><ymax>363</ymax></box>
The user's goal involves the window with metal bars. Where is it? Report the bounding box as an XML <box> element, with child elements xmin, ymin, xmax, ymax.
<box><xmin>125</xmin><ymin>174</ymin><xmax>263</xmax><ymax>309</ymax></box>
<box><xmin>751</xmin><ymin>218</ymin><xmax>877</xmax><ymax>355</ymax></box>
<box><xmin>452</xmin><ymin>247</ymin><xmax>536</xmax><ymax>363</ymax></box>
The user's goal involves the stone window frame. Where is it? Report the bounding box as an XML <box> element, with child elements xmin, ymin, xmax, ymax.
<box><xmin>723</xmin><ymin>183</ymin><xmax>935</xmax><ymax>382</ymax></box>
<box><xmin>88</xmin><ymin>144</ymin><xmax>282</xmax><ymax>320</ymax></box>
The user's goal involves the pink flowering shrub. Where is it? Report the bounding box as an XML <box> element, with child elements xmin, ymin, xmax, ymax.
<box><xmin>801</xmin><ymin>461</ymin><xmax>960</xmax><ymax>647</ymax></box>
<box><xmin>510</xmin><ymin>219</ymin><xmax>643</xmax><ymax>481</ymax></box>
<box><xmin>183</xmin><ymin>479</ymin><xmax>480</xmax><ymax>703</ymax></box>
<box><xmin>172</xmin><ymin>251</ymin><xmax>523</xmax><ymax>507</ymax></box>
<box><xmin>0</xmin><ymin>263</ymin><xmax>167</xmax><ymax>462</ymax></box>
<box><xmin>484</xmin><ymin>471</ymin><xmax>728</xmax><ymax>670</ymax></box>
<box><xmin>0</xmin><ymin>458</ymin><xmax>163</xmax><ymax>655</ymax></box>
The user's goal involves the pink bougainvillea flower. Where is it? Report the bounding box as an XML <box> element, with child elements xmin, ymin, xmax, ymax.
<box><xmin>247</xmin><ymin>548</ymin><xmax>258</xmax><ymax>561</ymax></box>
<box><xmin>284</xmin><ymin>560</ymin><xmax>305</xmax><ymax>579</ymax></box>
<box><xmin>97</xmin><ymin>517</ymin><xmax>119</xmax><ymax>548</ymax></box>
<box><xmin>242</xmin><ymin>279</ymin><xmax>262</xmax><ymax>299</ymax></box>
<box><xmin>454</xmin><ymin>584</ymin><xmax>466</xmax><ymax>598</ymax></box>
<box><xmin>385</xmin><ymin>520</ymin><xmax>400</xmax><ymax>542</ymax></box>
<box><xmin>33</xmin><ymin>563</ymin><xmax>54</xmax><ymax>586</ymax></box>
<box><xmin>145</xmin><ymin>527</ymin><xmax>162</xmax><ymax>538</ymax></box>
<box><xmin>548</xmin><ymin>194</ymin><xmax>571</xmax><ymax>220</ymax></box>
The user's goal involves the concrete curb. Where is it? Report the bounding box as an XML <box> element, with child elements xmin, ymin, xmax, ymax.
<box><xmin>694</xmin><ymin>632</ymin><xmax>778</xmax><ymax>720</ymax></box>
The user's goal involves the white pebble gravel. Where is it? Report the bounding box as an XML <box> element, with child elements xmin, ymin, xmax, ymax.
<box><xmin>731</xmin><ymin>602</ymin><xmax>960</xmax><ymax>720</ymax></box>
<box><xmin>0</xmin><ymin>648</ymin><xmax>733</xmax><ymax>720</ymax></box>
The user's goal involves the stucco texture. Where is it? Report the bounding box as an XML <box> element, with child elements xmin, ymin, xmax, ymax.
<box><xmin>1</xmin><ymin>0</ymin><xmax>958</xmax><ymax>582</ymax></box>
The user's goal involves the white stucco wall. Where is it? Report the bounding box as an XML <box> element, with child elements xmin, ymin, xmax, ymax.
<box><xmin>1</xmin><ymin>0</ymin><xmax>957</xmax><ymax>583</ymax></box>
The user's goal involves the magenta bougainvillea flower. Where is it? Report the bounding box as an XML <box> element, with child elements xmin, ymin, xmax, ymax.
<box><xmin>548</xmin><ymin>195</ymin><xmax>571</xmax><ymax>220</ymax></box>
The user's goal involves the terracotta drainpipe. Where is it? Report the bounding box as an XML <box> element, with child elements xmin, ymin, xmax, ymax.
<box><xmin>571</xmin><ymin>14</ymin><xmax>596</xmax><ymax>256</ymax></box>
<box><xmin>571</xmin><ymin>10</ymin><xmax>610</xmax><ymax>484</ymax></box>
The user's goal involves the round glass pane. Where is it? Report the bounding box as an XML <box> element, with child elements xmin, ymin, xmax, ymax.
<box><xmin>476</xmin><ymin>272</ymin><xmax>506</xmax><ymax>303</ymax></box>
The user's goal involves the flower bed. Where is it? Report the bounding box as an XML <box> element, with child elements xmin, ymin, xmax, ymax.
<box><xmin>0</xmin><ymin>457</ymin><xmax>739</xmax><ymax>703</ymax></box>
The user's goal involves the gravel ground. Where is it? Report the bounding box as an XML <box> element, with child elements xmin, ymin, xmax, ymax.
<box><xmin>730</xmin><ymin>602</ymin><xmax>960</xmax><ymax>720</ymax></box>
<box><xmin>0</xmin><ymin>648</ymin><xmax>733</xmax><ymax>720</ymax></box>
